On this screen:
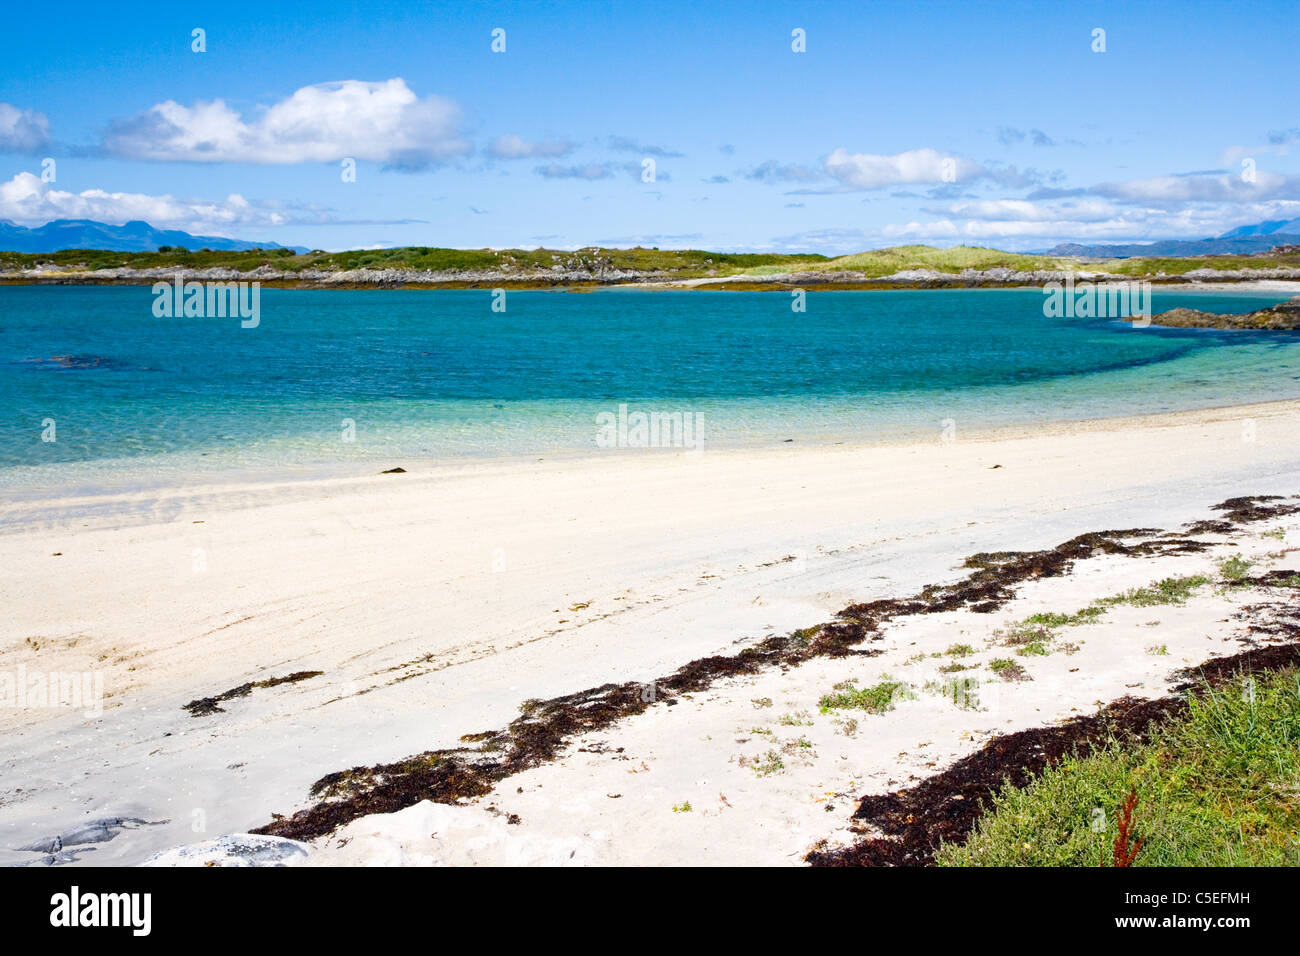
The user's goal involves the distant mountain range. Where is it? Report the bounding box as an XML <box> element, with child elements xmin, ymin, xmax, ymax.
<box><xmin>1220</xmin><ymin>218</ymin><xmax>1300</xmax><ymax>238</ymax></box>
<box><xmin>1047</xmin><ymin>219</ymin><xmax>1300</xmax><ymax>258</ymax></box>
<box><xmin>0</xmin><ymin>219</ymin><xmax>306</xmax><ymax>254</ymax></box>
<box><xmin>5</xmin><ymin>217</ymin><xmax>1300</xmax><ymax>261</ymax></box>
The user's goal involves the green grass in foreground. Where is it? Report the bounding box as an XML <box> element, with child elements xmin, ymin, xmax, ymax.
<box><xmin>936</xmin><ymin>667</ymin><xmax>1300</xmax><ymax>866</ymax></box>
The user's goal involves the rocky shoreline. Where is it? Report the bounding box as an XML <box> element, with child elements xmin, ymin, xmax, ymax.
<box><xmin>7</xmin><ymin>263</ymin><xmax>1300</xmax><ymax>291</ymax></box>
<box><xmin>1146</xmin><ymin>295</ymin><xmax>1300</xmax><ymax>330</ymax></box>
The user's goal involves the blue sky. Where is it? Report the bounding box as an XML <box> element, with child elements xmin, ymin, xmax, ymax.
<box><xmin>1</xmin><ymin>0</ymin><xmax>1297</xmax><ymax>252</ymax></box>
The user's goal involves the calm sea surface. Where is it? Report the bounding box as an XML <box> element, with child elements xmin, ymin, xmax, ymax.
<box><xmin>3</xmin><ymin>285</ymin><xmax>1299</xmax><ymax>496</ymax></box>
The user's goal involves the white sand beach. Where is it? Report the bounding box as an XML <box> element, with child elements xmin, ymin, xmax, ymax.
<box><xmin>3</xmin><ymin>399</ymin><xmax>1300</xmax><ymax>865</ymax></box>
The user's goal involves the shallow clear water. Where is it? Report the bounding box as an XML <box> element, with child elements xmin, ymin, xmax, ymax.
<box><xmin>3</xmin><ymin>285</ymin><xmax>1299</xmax><ymax>496</ymax></box>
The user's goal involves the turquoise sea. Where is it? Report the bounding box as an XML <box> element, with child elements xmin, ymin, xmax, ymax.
<box><xmin>3</xmin><ymin>285</ymin><xmax>1299</xmax><ymax>496</ymax></box>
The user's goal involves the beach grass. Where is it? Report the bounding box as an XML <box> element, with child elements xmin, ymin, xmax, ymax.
<box><xmin>818</xmin><ymin>676</ymin><xmax>914</xmax><ymax>714</ymax></box>
<box><xmin>1217</xmin><ymin>555</ymin><xmax>1255</xmax><ymax>586</ymax></box>
<box><xmin>992</xmin><ymin>575</ymin><xmax>1211</xmax><ymax>660</ymax></box>
<box><xmin>936</xmin><ymin>668</ymin><xmax>1300</xmax><ymax>866</ymax></box>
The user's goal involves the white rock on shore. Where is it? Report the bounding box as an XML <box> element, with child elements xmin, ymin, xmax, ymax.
<box><xmin>141</xmin><ymin>834</ymin><xmax>311</xmax><ymax>867</ymax></box>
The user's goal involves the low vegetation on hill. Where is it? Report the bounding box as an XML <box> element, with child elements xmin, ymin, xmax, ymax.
<box><xmin>4</xmin><ymin>242</ymin><xmax>1300</xmax><ymax>284</ymax></box>
<box><xmin>0</xmin><ymin>245</ymin><xmax>825</xmax><ymax>277</ymax></box>
<box><xmin>815</xmin><ymin>244</ymin><xmax>1063</xmax><ymax>276</ymax></box>
<box><xmin>1108</xmin><ymin>250</ymin><xmax>1300</xmax><ymax>276</ymax></box>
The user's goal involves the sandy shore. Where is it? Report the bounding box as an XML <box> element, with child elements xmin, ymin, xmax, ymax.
<box><xmin>3</xmin><ymin>399</ymin><xmax>1300</xmax><ymax>865</ymax></box>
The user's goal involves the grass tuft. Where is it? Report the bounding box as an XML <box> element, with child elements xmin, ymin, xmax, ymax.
<box><xmin>990</xmin><ymin>658</ymin><xmax>1030</xmax><ymax>681</ymax></box>
<box><xmin>818</xmin><ymin>676</ymin><xmax>914</xmax><ymax>714</ymax></box>
<box><xmin>937</xmin><ymin>668</ymin><xmax>1300</xmax><ymax>866</ymax></box>
<box><xmin>1217</xmin><ymin>555</ymin><xmax>1255</xmax><ymax>586</ymax></box>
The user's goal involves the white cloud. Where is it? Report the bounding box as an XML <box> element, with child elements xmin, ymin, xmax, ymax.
<box><xmin>487</xmin><ymin>134</ymin><xmax>574</xmax><ymax>159</ymax></box>
<box><xmin>103</xmin><ymin>79</ymin><xmax>469</xmax><ymax>167</ymax></box>
<box><xmin>1093</xmin><ymin>170</ymin><xmax>1299</xmax><ymax>203</ymax></box>
<box><xmin>939</xmin><ymin>199</ymin><xmax>1123</xmax><ymax>223</ymax></box>
<box><xmin>890</xmin><ymin>218</ymin><xmax>1148</xmax><ymax>240</ymax></box>
<box><xmin>0</xmin><ymin>171</ymin><xmax>295</xmax><ymax>231</ymax></box>
<box><xmin>769</xmin><ymin>195</ymin><xmax>1300</xmax><ymax>254</ymax></box>
<box><xmin>824</xmin><ymin>147</ymin><xmax>982</xmax><ymax>190</ymax></box>
<box><xmin>887</xmin><ymin>199</ymin><xmax>1300</xmax><ymax>243</ymax></box>
<box><xmin>0</xmin><ymin>104</ymin><xmax>51</xmax><ymax>153</ymax></box>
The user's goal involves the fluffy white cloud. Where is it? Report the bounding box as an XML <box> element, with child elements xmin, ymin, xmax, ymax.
<box><xmin>886</xmin><ymin>199</ymin><xmax>1300</xmax><ymax>243</ymax></box>
<box><xmin>824</xmin><ymin>147</ymin><xmax>982</xmax><ymax>190</ymax></box>
<box><xmin>0</xmin><ymin>171</ymin><xmax>294</xmax><ymax>231</ymax></box>
<box><xmin>487</xmin><ymin>134</ymin><xmax>574</xmax><ymax>159</ymax></box>
<box><xmin>866</xmin><ymin>168</ymin><xmax>1300</xmax><ymax>248</ymax></box>
<box><xmin>771</xmin><ymin>196</ymin><xmax>1300</xmax><ymax>254</ymax></box>
<box><xmin>1094</xmin><ymin>170</ymin><xmax>1299</xmax><ymax>203</ymax></box>
<box><xmin>940</xmin><ymin>199</ymin><xmax>1123</xmax><ymax>223</ymax></box>
<box><xmin>0</xmin><ymin>104</ymin><xmax>51</xmax><ymax>153</ymax></box>
<box><xmin>103</xmin><ymin>79</ymin><xmax>469</xmax><ymax>167</ymax></box>
<box><xmin>889</xmin><ymin>218</ymin><xmax>1150</xmax><ymax>240</ymax></box>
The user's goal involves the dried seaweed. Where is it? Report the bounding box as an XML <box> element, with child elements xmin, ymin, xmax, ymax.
<box><xmin>252</xmin><ymin>495</ymin><xmax>1295</xmax><ymax>842</ymax></box>
<box><xmin>182</xmin><ymin>670</ymin><xmax>323</xmax><ymax>717</ymax></box>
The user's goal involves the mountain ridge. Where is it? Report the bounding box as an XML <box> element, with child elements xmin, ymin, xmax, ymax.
<box><xmin>1045</xmin><ymin>219</ymin><xmax>1300</xmax><ymax>258</ymax></box>
<box><xmin>0</xmin><ymin>219</ymin><xmax>306</xmax><ymax>254</ymax></box>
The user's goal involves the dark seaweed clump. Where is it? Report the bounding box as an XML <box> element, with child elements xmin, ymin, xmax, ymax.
<box><xmin>1183</xmin><ymin>495</ymin><xmax>1298</xmax><ymax>535</ymax></box>
<box><xmin>253</xmin><ymin>495</ymin><xmax>1293</xmax><ymax>842</ymax></box>
<box><xmin>183</xmin><ymin>670</ymin><xmax>323</xmax><ymax>717</ymax></box>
